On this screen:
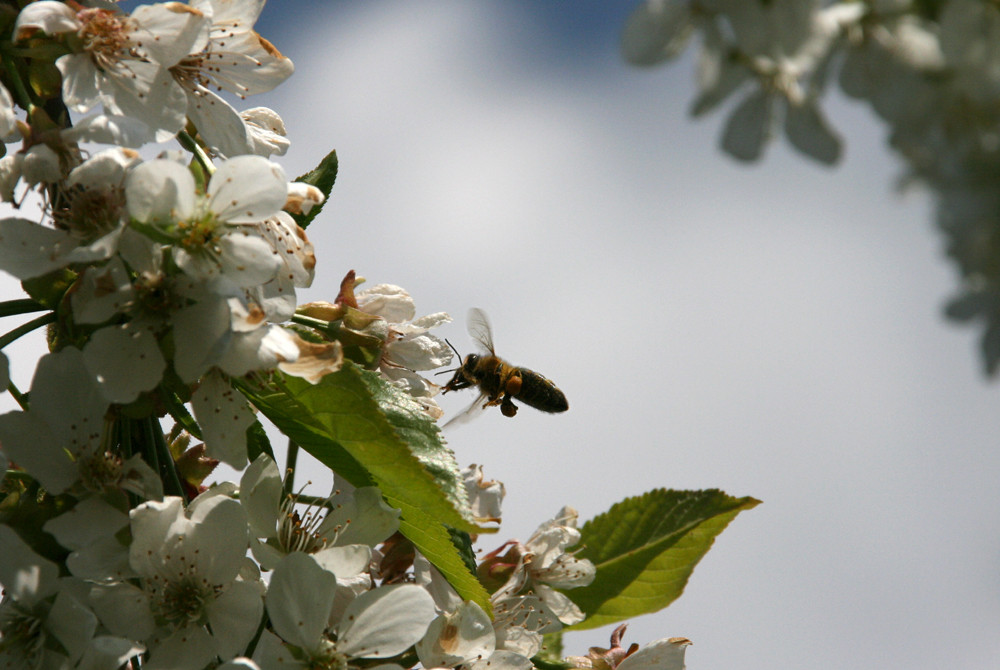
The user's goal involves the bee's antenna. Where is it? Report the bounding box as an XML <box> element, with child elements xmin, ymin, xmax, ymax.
<box><xmin>435</xmin><ymin>338</ymin><xmax>463</xmax><ymax>377</ymax></box>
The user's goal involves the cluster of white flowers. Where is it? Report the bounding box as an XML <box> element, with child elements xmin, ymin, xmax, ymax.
<box><xmin>0</xmin><ymin>3</ymin><xmax>693</xmax><ymax>670</ymax></box>
<box><xmin>624</xmin><ymin>0</ymin><xmax>1000</xmax><ymax>372</ymax></box>
<box><xmin>1</xmin><ymin>450</ymin><xmax>604</xmax><ymax>670</ymax></box>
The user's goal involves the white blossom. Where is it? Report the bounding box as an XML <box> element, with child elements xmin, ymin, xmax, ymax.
<box><xmin>0</xmin><ymin>526</ymin><xmax>145</xmax><ymax>670</ymax></box>
<box><xmin>172</xmin><ymin>0</ymin><xmax>295</xmax><ymax>157</ymax></box>
<box><xmin>356</xmin><ymin>283</ymin><xmax>453</xmax><ymax>414</ymax></box>
<box><xmin>89</xmin><ymin>494</ymin><xmax>263</xmax><ymax>669</ymax></box>
<box><xmin>415</xmin><ymin>601</ymin><xmax>495</xmax><ymax>669</ymax></box>
<box><xmin>239</xmin><ymin>453</ymin><xmax>400</xmax><ymax>570</ymax></box>
<box><xmin>262</xmin><ymin>552</ymin><xmax>436</xmax><ymax>669</ymax></box>
<box><xmin>463</xmin><ymin>463</ymin><xmax>505</xmax><ymax>525</ymax></box>
<box><xmin>15</xmin><ymin>1</ymin><xmax>205</xmax><ymax>142</ymax></box>
<box><xmin>42</xmin><ymin>497</ymin><xmax>134</xmax><ymax>582</ymax></box>
<box><xmin>0</xmin><ymin>347</ymin><xmax>158</xmax><ymax>498</ymax></box>
<box><xmin>485</xmin><ymin>506</ymin><xmax>596</xmax><ymax>654</ymax></box>
<box><xmin>0</xmin><ymin>81</ymin><xmax>19</xmax><ymax>140</ymax></box>
<box><xmin>125</xmin><ymin>156</ymin><xmax>288</xmax><ymax>287</ymax></box>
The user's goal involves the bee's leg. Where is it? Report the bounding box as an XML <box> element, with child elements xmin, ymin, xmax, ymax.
<box><xmin>500</xmin><ymin>373</ymin><xmax>522</xmax><ymax>417</ymax></box>
<box><xmin>504</xmin><ymin>372</ymin><xmax>522</xmax><ymax>397</ymax></box>
<box><xmin>500</xmin><ymin>395</ymin><xmax>519</xmax><ymax>417</ymax></box>
<box><xmin>442</xmin><ymin>375</ymin><xmax>473</xmax><ymax>393</ymax></box>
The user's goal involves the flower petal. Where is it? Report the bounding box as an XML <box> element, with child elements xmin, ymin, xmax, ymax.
<box><xmin>43</xmin><ymin>497</ymin><xmax>129</xmax><ymax>552</ymax></box>
<box><xmin>240</xmin><ymin>453</ymin><xmax>282</xmax><ymax>539</ymax></box>
<box><xmin>720</xmin><ymin>89</ymin><xmax>775</xmax><ymax>162</ymax></box>
<box><xmin>266</xmin><ymin>552</ymin><xmax>338</xmax><ymax>651</ymax></box>
<box><xmin>415</xmin><ymin>601</ymin><xmax>495</xmax><ymax>669</ymax></box>
<box><xmin>83</xmin><ymin>323</ymin><xmax>166</xmax><ymax>403</ymax></box>
<box><xmin>0</xmin><ymin>217</ymin><xmax>77</xmax><ymax>280</ymax></box>
<box><xmin>47</xmin><ymin>589</ymin><xmax>98</xmax><ymax>662</ymax></box>
<box><xmin>14</xmin><ymin>1</ymin><xmax>79</xmax><ymax>40</ymax></box>
<box><xmin>335</xmin><ymin>584</ymin><xmax>436</xmax><ymax>659</ymax></box>
<box><xmin>616</xmin><ymin>637</ymin><xmax>692</xmax><ymax>670</ymax></box>
<box><xmin>0</xmin><ymin>525</ymin><xmax>60</xmax><ymax>605</ymax></box>
<box><xmin>145</xmin><ymin>625</ymin><xmax>217</xmax><ymax>670</ymax></box>
<box><xmin>207</xmin><ymin>579</ymin><xmax>264</xmax><ymax>659</ymax></box>
<box><xmin>126</xmin><ymin>159</ymin><xmax>196</xmax><ymax>224</ymax></box>
<box><xmin>88</xmin><ymin>582</ymin><xmax>155</xmax><ymax>641</ymax></box>
<box><xmin>207</xmin><ymin>156</ymin><xmax>287</xmax><ymax>223</ymax></box>
<box><xmin>191</xmin><ymin>369</ymin><xmax>256</xmax><ymax>468</ymax></box>
<box><xmin>186</xmin><ymin>494</ymin><xmax>250</xmax><ymax>585</ymax></box>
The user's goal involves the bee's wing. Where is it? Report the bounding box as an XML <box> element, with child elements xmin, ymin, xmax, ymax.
<box><xmin>442</xmin><ymin>392</ymin><xmax>489</xmax><ymax>428</ymax></box>
<box><xmin>467</xmin><ymin>308</ymin><xmax>495</xmax><ymax>354</ymax></box>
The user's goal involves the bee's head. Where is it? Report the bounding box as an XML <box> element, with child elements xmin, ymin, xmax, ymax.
<box><xmin>462</xmin><ymin>353</ymin><xmax>480</xmax><ymax>372</ymax></box>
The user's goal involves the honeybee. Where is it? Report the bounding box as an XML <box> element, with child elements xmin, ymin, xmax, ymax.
<box><xmin>441</xmin><ymin>308</ymin><xmax>568</xmax><ymax>425</ymax></box>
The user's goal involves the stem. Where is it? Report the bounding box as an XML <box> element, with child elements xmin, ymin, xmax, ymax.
<box><xmin>177</xmin><ymin>130</ymin><xmax>216</xmax><ymax>176</ymax></box>
<box><xmin>290</xmin><ymin>314</ymin><xmax>328</xmax><ymax>331</ymax></box>
<box><xmin>283</xmin><ymin>438</ymin><xmax>299</xmax><ymax>498</ymax></box>
<box><xmin>0</xmin><ymin>312</ymin><xmax>55</xmax><ymax>350</ymax></box>
<box><xmin>134</xmin><ymin>416</ymin><xmax>161</xmax><ymax>482</ymax></box>
<box><xmin>7</xmin><ymin>381</ymin><xmax>27</xmax><ymax>411</ymax></box>
<box><xmin>0</xmin><ymin>299</ymin><xmax>48</xmax><ymax>318</ymax></box>
<box><xmin>243</xmin><ymin>611</ymin><xmax>270</xmax><ymax>659</ymax></box>
<box><xmin>117</xmin><ymin>419</ymin><xmax>141</xmax><ymax>509</ymax></box>
<box><xmin>148</xmin><ymin>416</ymin><xmax>187</xmax><ymax>501</ymax></box>
<box><xmin>1</xmin><ymin>55</ymin><xmax>37</xmax><ymax>113</ymax></box>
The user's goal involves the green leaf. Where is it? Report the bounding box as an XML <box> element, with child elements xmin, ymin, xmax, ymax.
<box><xmin>246</xmin><ymin>419</ymin><xmax>274</xmax><ymax>463</ymax></box>
<box><xmin>535</xmin><ymin>631</ymin><xmax>565</xmax><ymax>668</ymax></box>
<box><xmin>238</xmin><ymin>363</ymin><xmax>491</xmax><ymax>611</ymax></box>
<box><xmin>398</xmin><ymin>505</ymin><xmax>491</xmax><ymax>615</ymax></box>
<box><xmin>291</xmin><ymin>150</ymin><xmax>338</xmax><ymax>230</ymax></box>
<box><xmin>161</xmin><ymin>391</ymin><xmax>201</xmax><ymax>439</ymax></box>
<box><xmin>21</xmin><ymin>267</ymin><xmax>75</xmax><ymax>311</ymax></box>
<box><xmin>567</xmin><ymin>489</ymin><xmax>760</xmax><ymax>630</ymax></box>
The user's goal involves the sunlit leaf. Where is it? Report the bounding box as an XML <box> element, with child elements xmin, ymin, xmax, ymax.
<box><xmin>238</xmin><ymin>363</ymin><xmax>491</xmax><ymax>610</ymax></box>
<box><xmin>567</xmin><ymin>488</ymin><xmax>760</xmax><ymax>630</ymax></box>
<box><xmin>291</xmin><ymin>150</ymin><xmax>338</xmax><ymax>229</ymax></box>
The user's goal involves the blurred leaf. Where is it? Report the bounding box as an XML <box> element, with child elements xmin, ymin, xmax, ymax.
<box><xmin>720</xmin><ymin>90</ymin><xmax>774</xmax><ymax>162</ymax></box>
<box><xmin>536</xmin><ymin>631</ymin><xmax>564</xmax><ymax>667</ymax></box>
<box><xmin>291</xmin><ymin>150</ymin><xmax>338</xmax><ymax>230</ymax></box>
<box><xmin>238</xmin><ymin>363</ymin><xmax>491</xmax><ymax>610</ymax></box>
<box><xmin>981</xmin><ymin>320</ymin><xmax>1000</xmax><ymax>375</ymax></box>
<box><xmin>784</xmin><ymin>100</ymin><xmax>842</xmax><ymax>165</ymax></box>
<box><xmin>944</xmin><ymin>290</ymin><xmax>992</xmax><ymax>322</ymax></box>
<box><xmin>567</xmin><ymin>489</ymin><xmax>760</xmax><ymax>630</ymax></box>
<box><xmin>621</xmin><ymin>1</ymin><xmax>694</xmax><ymax>66</ymax></box>
<box><xmin>690</xmin><ymin>22</ymin><xmax>749</xmax><ymax>117</ymax></box>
